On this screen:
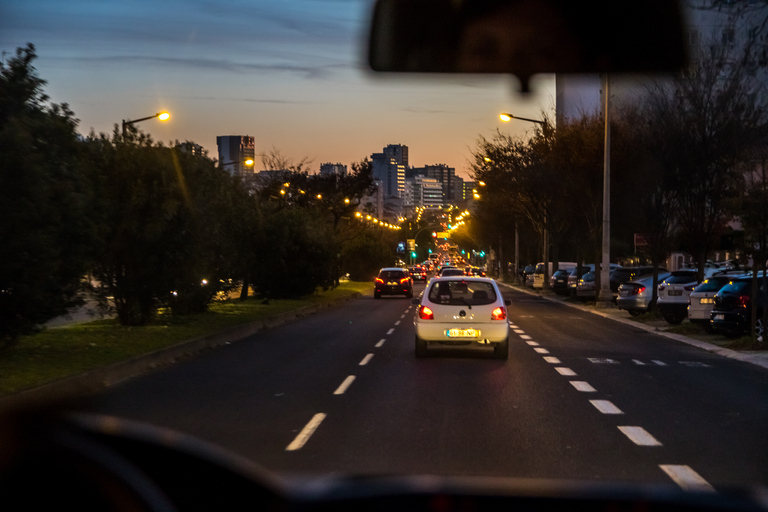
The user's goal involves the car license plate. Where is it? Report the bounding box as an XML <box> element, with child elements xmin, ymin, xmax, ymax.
<box><xmin>714</xmin><ymin>314</ymin><xmax>725</xmax><ymax>321</ymax></box>
<box><xmin>700</xmin><ymin>298</ymin><xmax>714</xmax><ymax>304</ymax></box>
<box><xmin>669</xmin><ymin>290</ymin><xmax>683</xmax><ymax>296</ymax></box>
<box><xmin>619</xmin><ymin>290</ymin><xmax>629</xmax><ymax>297</ymax></box>
<box><xmin>446</xmin><ymin>328</ymin><xmax>479</xmax><ymax>338</ymax></box>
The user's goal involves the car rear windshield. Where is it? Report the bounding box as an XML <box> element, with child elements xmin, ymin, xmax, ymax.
<box><xmin>379</xmin><ymin>271</ymin><xmax>407</xmax><ymax>280</ymax></box>
<box><xmin>695</xmin><ymin>276</ymin><xmax>732</xmax><ymax>293</ymax></box>
<box><xmin>441</xmin><ymin>269</ymin><xmax>464</xmax><ymax>276</ymax></box>
<box><xmin>665</xmin><ymin>273</ymin><xmax>697</xmax><ymax>284</ymax></box>
<box><xmin>427</xmin><ymin>280</ymin><xmax>497</xmax><ymax>306</ymax></box>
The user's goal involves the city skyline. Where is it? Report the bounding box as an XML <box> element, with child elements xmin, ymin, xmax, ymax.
<box><xmin>0</xmin><ymin>0</ymin><xmax>554</xmax><ymax>180</ymax></box>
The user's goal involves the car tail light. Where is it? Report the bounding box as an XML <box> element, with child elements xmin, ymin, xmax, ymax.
<box><xmin>400</xmin><ymin>277</ymin><xmax>410</xmax><ymax>284</ymax></box>
<box><xmin>737</xmin><ymin>295</ymin><xmax>750</xmax><ymax>308</ymax></box>
<box><xmin>375</xmin><ymin>278</ymin><xmax>384</xmax><ymax>284</ymax></box>
<box><xmin>419</xmin><ymin>305</ymin><xmax>434</xmax><ymax>319</ymax></box>
<box><xmin>684</xmin><ymin>284</ymin><xmax>696</xmax><ymax>291</ymax></box>
<box><xmin>491</xmin><ymin>307</ymin><xmax>507</xmax><ymax>320</ymax></box>
<box><xmin>631</xmin><ymin>285</ymin><xmax>646</xmax><ymax>295</ymax></box>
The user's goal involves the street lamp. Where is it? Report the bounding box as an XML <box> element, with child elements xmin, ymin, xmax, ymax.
<box><xmin>122</xmin><ymin>111</ymin><xmax>170</xmax><ymax>136</ymax></box>
<box><xmin>499</xmin><ymin>112</ymin><xmax>545</xmax><ymax>125</ymax></box>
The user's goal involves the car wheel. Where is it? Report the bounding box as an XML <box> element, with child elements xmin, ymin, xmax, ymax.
<box><xmin>663</xmin><ymin>313</ymin><xmax>684</xmax><ymax>324</ymax></box>
<box><xmin>494</xmin><ymin>338</ymin><xmax>509</xmax><ymax>360</ymax></box>
<box><xmin>374</xmin><ymin>292</ymin><xmax>381</xmax><ymax>299</ymax></box>
<box><xmin>627</xmin><ymin>309</ymin><xmax>643</xmax><ymax>317</ymax></box>
<box><xmin>415</xmin><ymin>336</ymin><xmax>428</xmax><ymax>357</ymax></box>
<box><xmin>756</xmin><ymin>317</ymin><xmax>764</xmax><ymax>341</ymax></box>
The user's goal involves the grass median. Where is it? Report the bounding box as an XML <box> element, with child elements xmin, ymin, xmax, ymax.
<box><xmin>0</xmin><ymin>281</ymin><xmax>371</xmax><ymax>397</ymax></box>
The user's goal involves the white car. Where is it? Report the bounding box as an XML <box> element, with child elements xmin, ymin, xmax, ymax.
<box><xmin>688</xmin><ymin>272</ymin><xmax>747</xmax><ymax>332</ymax></box>
<box><xmin>412</xmin><ymin>277</ymin><xmax>510</xmax><ymax>359</ymax></box>
<box><xmin>656</xmin><ymin>269</ymin><xmax>699</xmax><ymax>324</ymax></box>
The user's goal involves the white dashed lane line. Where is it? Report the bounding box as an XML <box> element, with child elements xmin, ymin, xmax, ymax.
<box><xmin>286</xmin><ymin>413</ymin><xmax>327</xmax><ymax>451</ymax></box>
<box><xmin>513</xmin><ymin>329</ymin><xmax>525</xmax><ymax>334</ymax></box>
<box><xmin>570</xmin><ymin>381</ymin><xmax>597</xmax><ymax>392</ymax></box>
<box><xmin>386</xmin><ymin>328</ymin><xmax>395</xmax><ymax>335</ymax></box>
<box><xmin>359</xmin><ymin>353</ymin><xmax>374</xmax><ymax>366</ymax></box>
<box><xmin>618</xmin><ymin>426</ymin><xmax>663</xmax><ymax>446</ymax></box>
<box><xmin>375</xmin><ymin>339</ymin><xmax>386</xmax><ymax>347</ymax></box>
<box><xmin>653</xmin><ymin>360</ymin><xmax>668</xmax><ymax>366</ymax></box>
<box><xmin>526</xmin><ymin>341</ymin><xmax>540</xmax><ymax>346</ymax></box>
<box><xmin>543</xmin><ymin>356</ymin><xmax>561</xmax><ymax>364</ymax></box>
<box><xmin>555</xmin><ymin>367</ymin><xmax>577</xmax><ymax>376</ymax></box>
<box><xmin>394</xmin><ymin>320</ymin><xmax>401</xmax><ymax>326</ymax></box>
<box><xmin>333</xmin><ymin>376</ymin><xmax>356</xmax><ymax>395</ymax></box>
<box><xmin>519</xmin><ymin>334</ymin><xmax>532</xmax><ymax>340</ymax></box>
<box><xmin>633</xmin><ymin>359</ymin><xmax>646</xmax><ymax>365</ymax></box>
<box><xmin>534</xmin><ymin>347</ymin><xmax>550</xmax><ymax>354</ymax></box>
<box><xmin>590</xmin><ymin>400</ymin><xmax>624</xmax><ymax>415</ymax></box>
<box><xmin>660</xmin><ymin>465</ymin><xmax>715</xmax><ymax>492</ymax></box>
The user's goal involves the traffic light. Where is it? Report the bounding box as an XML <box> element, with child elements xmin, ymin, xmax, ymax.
<box><xmin>411</xmin><ymin>252</ymin><xmax>417</xmax><ymax>258</ymax></box>
<box><xmin>432</xmin><ymin>232</ymin><xmax>437</xmax><ymax>238</ymax></box>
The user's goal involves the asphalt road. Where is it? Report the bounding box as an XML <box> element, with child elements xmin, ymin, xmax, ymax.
<box><xmin>84</xmin><ymin>283</ymin><xmax>768</xmax><ymax>492</ymax></box>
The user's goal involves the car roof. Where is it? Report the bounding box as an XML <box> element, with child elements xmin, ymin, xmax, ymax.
<box><xmin>380</xmin><ymin>267</ymin><xmax>407</xmax><ymax>272</ymax></box>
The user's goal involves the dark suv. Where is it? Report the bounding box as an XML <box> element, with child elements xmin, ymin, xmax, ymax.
<box><xmin>375</xmin><ymin>268</ymin><xmax>413</xmax><ymax>299</ymax></box>
<box><xmin>710</xmin><ymin>275</ymin><xmax>767</xmax><ymax>338</ymax></box>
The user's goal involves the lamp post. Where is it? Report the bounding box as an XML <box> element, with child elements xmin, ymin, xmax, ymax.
<box><xmin>121</xmin><ymin>111</ymin><xmax>170</xmax><ymax>136</ymax></box>
<box><xmin>499</xmin><ymin>113</ymin><xmax>550</xmax><ymax>289</ymax></box>
<box><xmin>596</xmin><ymin>74</ymin><xmax>613</xmax><ymax>308</ymax></box>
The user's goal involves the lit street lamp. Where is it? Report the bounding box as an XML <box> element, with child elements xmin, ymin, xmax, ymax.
<box><xmin>122</xmin><ymin>111</ymin><xmax>170</xmax><ymax>136</ymax></box>
<box><xmin>499</xmin><ymin>112</ymin><xmax>545</xmax><ymax>125</ymax></box>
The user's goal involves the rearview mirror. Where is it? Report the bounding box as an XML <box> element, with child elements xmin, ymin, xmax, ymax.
<box><xmin>368</xmin><ymin>0</ymin><xmax>687</xmax><ymax>91</ymax></box>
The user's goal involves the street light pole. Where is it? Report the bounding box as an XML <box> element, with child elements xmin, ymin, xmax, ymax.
<box><xmin>597</xmin><ymin>74</ymin><xmax>613</xmax><ymax>308</ymax></box>
<box><xmin>122</xmin><ymin>111</ymin><xmax>170</xmax><ymax>136</ymax></box>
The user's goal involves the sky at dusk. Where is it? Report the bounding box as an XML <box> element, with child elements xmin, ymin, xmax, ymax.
<box><xmin>1</xmin><ymin>0</ymin><xmax>555</xmax><ymax>178</ymax></box>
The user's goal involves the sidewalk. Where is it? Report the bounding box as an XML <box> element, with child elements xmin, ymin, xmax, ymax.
<box><xmin>496</xmin><ymin>280</ymin><xmax>768</xmax><ymax>372</ymax></box>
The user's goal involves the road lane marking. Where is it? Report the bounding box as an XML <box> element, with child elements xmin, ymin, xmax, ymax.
<box><xmin>588</xmin><ymin>358</ymin><xmax>619</xmax><ymax>364</ymax></box>
<box><xmin>652</xmin><ymin>360</ymin><xmax>667</xmax><ymax>366</ymax></box>
<box><xmin>513</xmin><ymin>329</ymin><xmax>525</xmax><ymax>334</ymax></box>
<box><xmin>526</xmin><ymin>341</ymin><xmax>540</xmax><ymax>346</ymax></box>
<box><xmin>376</xmin><ymin>339</ymin><xmax>386</xmax><ymax>347</ymax></box>
<box><xmin>359</xmin><ymin>353</ymin><xmax>374</xmax><ymax>366</ymax></box>
<box><xmin>333</xmin><ymin>376</ymin><xmax>356</xmax><ymax>395</ymax></box>
<box><xmin>660</xmin><ymin>465</ymin><xmax>715</xmax><ymax>492</ymax></box>
<box><xmin>590</xmin><ymin>400</ymin><xmax>623</xmax><ymax>414</ymax></box>
<box><xmin>555</xmin><ymin>367</ymin><xmax>577</xmax><ymax>376</ymax></box>
<box><xmin>543</xmin><ymin>356</ymin><xmax>561</xmax><ymax>364</ymax></box>
<box><xmin>618</xmin><ymin>426</ymin><xmax>662</xmax><ymax>446</ymax></box>
<box><xmin>679</xmin><ymin>361</ymin><xmax>712</xmax><ymax>367</ymax></box>
<box><xmin>570</xmin><ymin>381</ymin><xmax>596</xmax><ymax>392</ymax></box>
<box><xmin>400</xmin><ymin>314</ymin><xmax>406</xmax><ymax>319</ymax></box>
<box><xmin>286</xmin><ymin>413</ymin><xmax>326</xmax><ymax>451</ymax></box>
<box><xmin>632</xmin><ymin>359</ymin><xmax>646</xmax><ymax>365</ymax></box>
<box><xmin>386</xmin><ymin>328</ymin><xmax>395</xmax><ymax>335</ymax></box>
<box><xmin>534</xmin><ymin>347</ymin><xmax>550</xmax><ymax>354</ymax></box>
<box><xmin>519</xmin><ymin>334</ymin><xmax>532</xmax><ymax>340</ymax></box>
<box><xmin>394</xmin><ymin>320</ymin><xmax>401</xmax><ymax>326</ymax></box>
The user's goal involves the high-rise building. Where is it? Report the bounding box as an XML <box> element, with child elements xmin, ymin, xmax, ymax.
<box><xmin>412</xmin><ymin>164</ymin><xmax>456</xmax><ymax>206</ymax></box>
<box><xmin>216</xmin><ymin>135</ymin><xmax>255</xmax><ymax>176</ymax></box>
<box><xmin>371</xmin><ymin>144</ymin><xmax>407</xmax><ymax>198</ymax></box>
<box><xmin>319</xmin><ymin>163</ymin><xmax>347</xmax><ymax>176</ymax></box>
<box><xmin>176</xmin><ymin>142</ymin><xmax>206</xmax><ymax>157</ymax></box>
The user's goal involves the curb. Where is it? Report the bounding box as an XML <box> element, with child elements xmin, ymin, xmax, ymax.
<box><xmin>496</xmin><ymin>281</ymin><xmax>768</xmax><ymax>372</ymax></box>
<box><xmin>0</xmin><ymin>291</ymin><xmax>363</xmax><ymax>409</ymax></box>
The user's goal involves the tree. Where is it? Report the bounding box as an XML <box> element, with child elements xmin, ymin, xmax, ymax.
<box><xmin>0</xmin><ymin>44</ymin><xmax>94</xmax><ymax>341</ymax></box>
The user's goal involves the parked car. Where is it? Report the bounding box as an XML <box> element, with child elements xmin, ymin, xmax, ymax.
<box><xmin>656</xmin><ymin>269</ymin><xmax>699</xmax><ymax>324</ymax></box>
<box><xmin>412</xmin><ymin>276</ymin><xmax>510</xmax><ymax>359</ymax></box>
<box><xmin>710</xmin><ymin>274</ymin><xmax>767</xmax><ymax>338</ymax></box>
<box><xmin>374</xmin><ymin>267</ymin><xmax>413</xmax><ymax>299</ymax></box>
<box><xmin>576</xmin><ymin>272</ymin><xmax>596</xmax><ymax>300</ymax></box>
<box><xmin>610</xmin><ymin>266</ymin><xmax>663</xmax><ymax>294</ymax></box>
<box><xmin>688</xmin><ymin>273</ymin><xmax>745</xmax><ymax>332</ymax></box>
<box><xmin>550</xmin><ymin>269</ymin><xmax>570</xmax><ymax>296</ymax></box>
<box><xmin>567</xmin><ymin>268</ymin><xmax>583</xmax><ymax>295</ymax></box>
<box><xmin>409</xmin><ymin>266</ymin><xmax>428</xmax><ymax>281</ymax></box>
<box><xmin>616</xmin><ymin>271</ymin><xmax>672</xmax><ymax>316</ymax></box>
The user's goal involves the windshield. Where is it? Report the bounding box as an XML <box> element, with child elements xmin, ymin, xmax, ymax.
<box><xmin>2</xmin><ymin>0</ymin><xmax>768</xmax><ymax>498</ymax></box>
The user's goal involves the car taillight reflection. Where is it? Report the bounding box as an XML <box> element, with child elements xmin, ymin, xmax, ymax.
<box><xmin>491</xmin><ymin>307</ymin><xmax>507</xmax><ymax>320</ymax></box>
<box><xmin>737</xmin><ymin>295</ymin><xmax>750</xmax><ymax>308</ymax></box>
<box><xmin>419</xmin><ymin>305</ymin><xmax>434</xmax><ymax>320</ymax></box>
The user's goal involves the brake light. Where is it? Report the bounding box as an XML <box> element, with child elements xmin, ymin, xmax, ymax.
<box><xmin>400</xmin><ymin>277</ymin><xmax>410</xmax><ymax>284</ymax></box>
<box><xmin>737</xmin><ymin>295</ymin><xmax>750</xmax><ymax>308</ymax></box>
<box><xmin>491</xmin><ymin>307</ymin><xmax>507</xmax><ymax>320</ymax></box>
<box><xmin>632</xmin><ymin>286</ymin><xmax>646</xmax><ymax>295</ymax></box>
<box><xmin>419</xmin><ymin>305</ymin><xmax>434</xmax><ymax>319</ymax></box>
<box><xmin>375</xmin><ymin>278</ymin><xmax>384</xmax><ymax>284</ymax></box>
